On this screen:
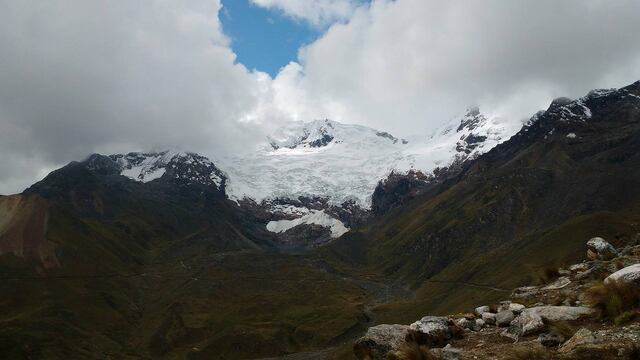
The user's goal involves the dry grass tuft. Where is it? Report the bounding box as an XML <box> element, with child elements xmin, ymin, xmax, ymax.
<box><xmin>585</xmin><ymin>279</ymin><xmax>640</xmax><ymax>322</ymax></box>
<box><xmin>548</xmin><ymin>320</ymin><xmax>576</xmax><ymax>340</ymax></box>
<box><xmin>533</xmin><ymin>266</ymin><xmax>561</xmax><ymax>285</ymax></box>
<box><xmin>385</xmin><ymin>342</ymin><xmax>437</xmax><ymax>360</ymax></box>
<box><xmin>504</xmin><ymin>347</ymin><xmax>552</xmax><ymax>360</ymax></box>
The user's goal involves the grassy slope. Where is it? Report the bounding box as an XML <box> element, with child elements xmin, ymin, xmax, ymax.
<box><xmin>321</xmin><ymin>83</ymin><xmax>640</xmax><ymax>326</ymax></box>
<box><xmin>0</xmin><ymin>186</ymin><xmax>372</xmax><ymax>359</ymax></box>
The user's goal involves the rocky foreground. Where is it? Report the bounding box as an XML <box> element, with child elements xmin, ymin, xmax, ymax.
<box><xmin>354</xmin><ymin>237</ymin><xmax>640</xmax><ymax>359</ymax></box>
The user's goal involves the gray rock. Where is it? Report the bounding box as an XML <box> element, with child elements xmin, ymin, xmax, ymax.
<box><xmin>473</xmin><ymin>319</ymin><xmax>485</xmax><ymax>331</ymax></box>
<box><xmin>353</xmin><ymin>324</ymin><xmax>409</xmax><ymax>360</ymax></box>
<box><xmin>509</xmin><ymin>303</ymin><xmax>526</xmax><ymax>313</ymax></box>
<box><xmin>441</xmin><ymin>344</ymin><xmax>462</xmax><ymax>360</ymax></box>
<box><xmin>481</xmin><ymin>312</ymin><xmax>496</xmax><ymax>325</ymax></box>
<box><xmin>542</xmin><ymin>276</ymin><xmax>571</xmax><ymax>290</ymax></box>
<box><xmin>524</xmin><ymin>306</ymin><xmax>592</xmax><ymax>322</ymax></box>
<box><xmin>497</xmin><ymin>301</ymin><xmax>525</xmax><ymax>313</ymax></box>
<box><xmin>455</xmin><ymin>317</ymin><xmax>474</xmax><ymax>330</ymax></box>
<box><xmin>559</xmin><ymin>328</ymin><xmax>601</xmax><ymax>353</ymax></box>
<box><xmin>569</xmin><ymin>263</ymin><xmax>589</xmax><ymax>272</ymax></box>
<box><xmin>604</xmin><ymin>264</ymin><xmax>640</xmax><ymax>285</ymax></box>
<box><xmin>495</xmin><ymin>310</ymin><xmax>515</xmax><ymax>327</ymax></box>
<box><xmin>574</xmin><ymin>263</ymin><xmax>603</xmax><ymax>281</ymax></box>
<box><xmin>501</xmin><ymin>311</ymin><xmax>544</xmax><ymax>340</ymax></box>
<box><xmin>538</xmin><ymin>333</ymin><xmax>564</xmax><ymax>347</ymax></box>
<box><xmin>512</xmin><ymin>286</ymin><xmax>541</xmax><ymax>299</ymax></box>
<box><xmin>409</xmin><ymin>316</ymin><xmax>452</xmax><ymax>347</ymax></box>
<box><xmin>587</xmin><ymin>237</ymin><xmax>618</xmax><ymax>260</ymax></box>
<box><xmin>474</xmin><ymin>305</ymin><xmax>490</xmax><ymax>316</ymax></box>
<box><xmin>515</xmin><ymin>311</ymin><xmax>546</xmax><ymax>336</ymax></box>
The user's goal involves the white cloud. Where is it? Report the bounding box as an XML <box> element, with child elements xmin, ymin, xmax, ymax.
<box><xmin>2</xmin><ymin>0</ymin><xmax>640</xmax><ymax>194</ymax></box>
<box><xmin>249</xmin><ymin>0</ymin><xmax>362</xmax><ymax>27</ymax></box>
<box><xmin>0</xmin><ymin>0</ymin><xmax>270</xmax><ymax>194</ymax></box>
<box><xmin>266</xmin><ymin>0</ymin><xmax>640</xmax><ymax>137</ymax></box>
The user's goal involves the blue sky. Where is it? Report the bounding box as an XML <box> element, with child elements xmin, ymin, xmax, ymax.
<box><xmin>220</xmin><ymin>0</ymin><xmax>321</xmax><ymax>76</ymax></box>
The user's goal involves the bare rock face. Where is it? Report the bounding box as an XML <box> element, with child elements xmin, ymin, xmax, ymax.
<box><xmin>604</xmin><ymin>263</ymin><xmax>640</xmax><ymax>285</ymax></box>
<box><xmin>353</xmin><ymin>324</ymin><xmax>409</xmax><ymax>360</ymax></box>
<box><xmin>587</xmin><ymin>237</ymin><xmax>618</xmax><ymax>260</ymax></box>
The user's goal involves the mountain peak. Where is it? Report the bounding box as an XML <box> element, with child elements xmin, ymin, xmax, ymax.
<box><xmin>84</xmin><ymin>150</ymin><xmax>226</xmax><ymax>189</ymax></box>
<box><xmin>266</xmin><ymin>119</ymin><xmax>406</xmax><ymax>151</ymax></box>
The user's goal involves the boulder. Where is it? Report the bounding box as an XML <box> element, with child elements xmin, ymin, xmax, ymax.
<box><xmin>473</xmin><ymin>319</ymin><xmax>485</xmax><ymax>331</ymax></box>
<box><xmin>524</xmin><ymin>306</ymin><xmax>592</xmax><ymax>322</ymax></box>
<box><xmin>515</xmin><ymin>311</ymin><xmax>545</xmax><ymax>336</ymax></box>
<box><xmin>441</xmin><ymin>344</ymin><xmax>462</xmax><ymax>360</ymax></box>
<box><xmin>495</xmin><ymin>310</ymin><xmax>515</xmax><ymax>327</ymax></box>
<box><xmin>497</xmin><ymin>301</ymin><xmax>525</xmax><ymax>313</ymax></box>
<box><xmin>501</xmin><ymin>311</ymin><xmax>544</xmax><ymax>340</ymax></box>
<box><xmin>586</xmin><ymin>237</ymin><xmax>618</xmax><ymax>260</ymax></box>
<box><xmin>604</xmin><ymin>263</ymin><xmax>640</xmax><ymax>285</ymax></box>
<box><xmin>455</xmin><ymin>317</ymin><xmax>474</xmax><ymax>330</ymax></box>
<box><xmin>409</xmin><ymin>316</ymin><xmax>452</xmax><ymax>347</ymax></box>
<box><xmin>474</xmin><ymin>305</ymin><xmax>490</xmax><ymax>316</ymax></box>
<box><xmin>559</xmin><ymin>328</ymin><xmax>601</xmax><ymax>353</ymax></box>
<box><xmin>353</xmin><ymin>324</ymin><xmax>409</xmax><ymax>360</ymax></box>
<box><xmin>538</xmin><ymin>333</ymin><xmax>564</xmax><ymax>347</ymax></box>
<box><xmin>481</xmin><ymin>312</ymin><xmax>496</xmax><ymax>325</ymax></box>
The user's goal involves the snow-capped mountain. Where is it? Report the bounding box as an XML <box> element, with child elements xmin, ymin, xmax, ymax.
<box><xmin>212</xmin><ymin>109</ymin><xmax>525</xmax><ymax>243</ymax></box>
<box><xmin>85</xmin><ymin>150</ymin><xmax>226</xmax><ymax>190</ymax></box>
<box><xmin>220</xmin><ymin>109</ymin><xmax>524</xmax><ymax>209</ymax></box>
<box><xmin>86</xmin><ymin>107</ymin><xmax>524</xmax><ymax>244</ymax></box>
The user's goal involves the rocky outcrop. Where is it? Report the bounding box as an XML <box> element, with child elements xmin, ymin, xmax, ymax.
<box><xmin>502</xmin><ymin>306</ymin><xmax>591</xmax><ymax>340</ymax></box>
<box><xmin>353</xmin><ymin>324</ymin><xmax>409</xmax><ymax>360</ymax></box>
<box><xmin>354</xmin><ymin>233</ymin><xmax>640</xmax><ymax>359</ymax></box>
<box><xmin>408</xmin><ymin>316</ymin><xmax>455</xmax><ymax>348</ymax></box>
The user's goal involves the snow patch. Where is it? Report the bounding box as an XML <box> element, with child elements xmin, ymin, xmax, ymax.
<box><xmin>119</xmin><ymin>151</ymin><xmax>175</xmax><ymax>182</ymax></box>
<box><xmin>266</xmin><ymin>210</ymin><xmax>350</xmax><ymax>238</ymax></box>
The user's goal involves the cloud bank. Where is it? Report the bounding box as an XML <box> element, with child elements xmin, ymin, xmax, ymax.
<box><xmin>1</xmin><ymin>0</ymin><xmax>640</xmax><ymax>194</ymax></box>
<box><xmin>264</xmin><ymin>0</ymin><xmax>640</xmax><ymax>135</ymax></box>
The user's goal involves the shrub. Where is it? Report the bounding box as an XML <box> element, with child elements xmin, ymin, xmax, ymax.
<box><xmin>385</xmin><ymin>342</ymin><xmax>436</xmax><ymax>360</ymax></box>
<box><xmin>585</xmin><ymin>279</ymin><xmax>640</xmax><ymax>321</ymax></box>
<box><xmin>548</xmin><ymin>320</ymin><xmax>576</xmax><ymax>340</ymax></box>
<box><xmin>613</xmin><ymin>310</ymin><xmax>638</xmax><ymax>326</ymax></box>
<box><xmin>533</xmin><ymin>266</ymin><xmax>561</xmax><ymax>285</ymax></box>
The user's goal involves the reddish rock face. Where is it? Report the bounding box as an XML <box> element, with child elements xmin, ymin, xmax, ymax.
<box><xmin>0</xmin><ymin>194</ymin><xmax>58</xmax><ymax>269</ymax></box>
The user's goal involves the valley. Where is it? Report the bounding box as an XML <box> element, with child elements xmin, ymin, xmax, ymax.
<box><xmin>1</xmin><ymin>80</ymin><xmax>640</xmax><ymax>359</ymax></box>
